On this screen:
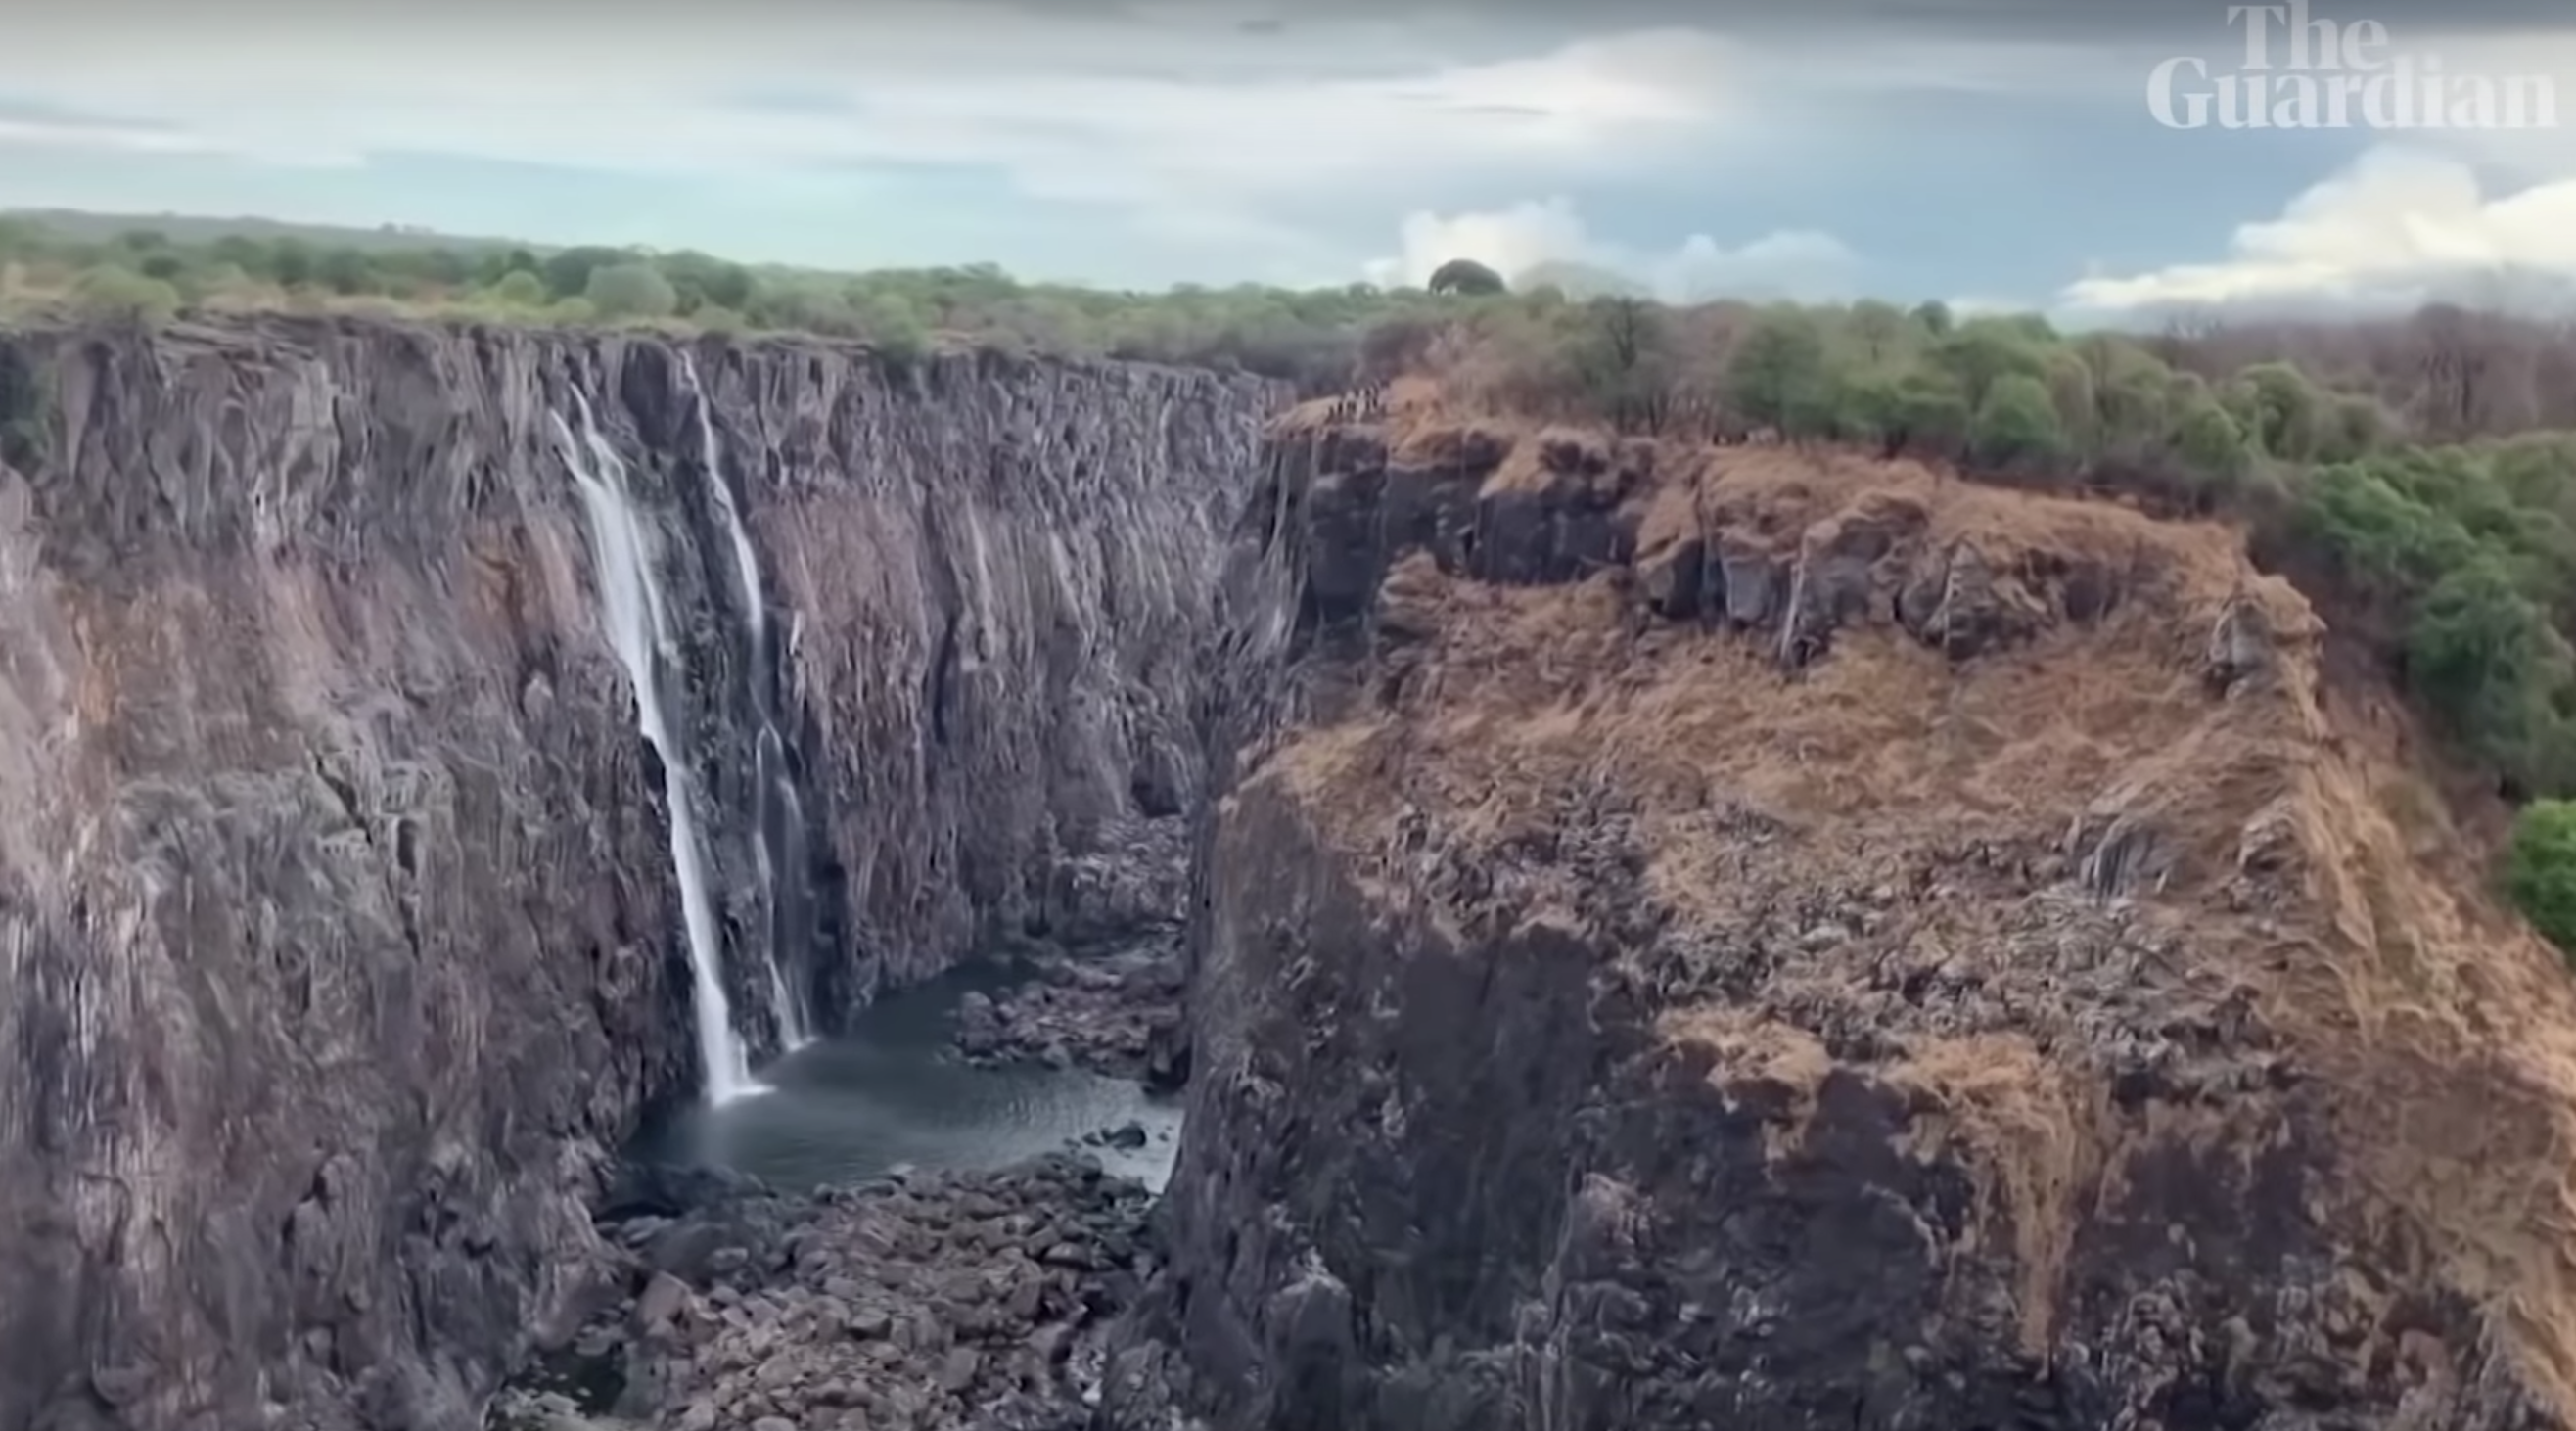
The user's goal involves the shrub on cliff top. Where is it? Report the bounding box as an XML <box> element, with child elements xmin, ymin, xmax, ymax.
<box><xmin>1427</xmin><ymin>257</ymin><xmax>1506</xmax><ymax>297</ymax></box>
<box><xmin>2507</xmin><ymin>801</ymin><xmax>2576</xmax><ymax>959</ymax></box>
<box><xmin>1968</xmin><ymin>371</ymin><xmax>2067</xmax><ymax>470</ymax></box>
<box><xmin>69</xmin><ymin>264</ymin><xmax>181</xmax><ymax>324</ymax></box>
<box><xmin>585</xmin><ymin>262</ymin><xmax>680</xmax><ymax>321</ymax></box>
<box><xmin>483</xmin><ymin>269</ymin><xmax>548</xmax><ymax>309</ymax></box>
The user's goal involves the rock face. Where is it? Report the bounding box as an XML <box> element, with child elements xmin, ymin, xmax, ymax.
<box><xmin>1104</xmin><ymin>416</ymin><xmax>2576</xmax><ymax>1429</ymax></box>
<box><xmin>0</xmin><ymin>315</ymin><xmax>1269</xmax><ymax>1431</ymax></box>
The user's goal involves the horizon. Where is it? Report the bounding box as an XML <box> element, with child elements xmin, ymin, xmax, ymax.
<box><xmin>11</xmin><ymin>1</ymin><xmax>2576</xmax><ymax>325</ymax></box>
<box><xmin>0</xmin><ymin>203</ymin><xmax>2040</xmax><ymax>313</ymax></box>
<box><xmin>11</xmin><ymin>203</ymin><xmax>2574</xmax><ymax>341</ymax></box>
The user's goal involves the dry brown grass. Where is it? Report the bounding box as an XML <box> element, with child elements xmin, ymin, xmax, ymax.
<box><xmin>1263</xmin><ymin>405</ymin><xmax>2576</xmax><ymax>1414</ymax></box>
<box><xmin>1276</xmin><ymin>430</ymin><xmax>2275</xmax><ymax>889</ymax></box>
<box><xmin>2276</xmin><ymin>734</ymin><xmax>2576</xmax><ymax>1408</ymax></box>
<box><xmin>1883</xmin><ymin>1034</ymin><xmax>2103</xmax><ymax>1355</ymax></box>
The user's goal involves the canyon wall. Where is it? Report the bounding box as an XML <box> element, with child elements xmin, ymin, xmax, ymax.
<box><xmin>1105</xmin><ymin>415</ymin><xmax>2576</xmax><ymax>1429</ymax></box>
<box><xmin>0</xmin><ymin>315</ymin><xmax>1270</xmax><ymax>1431</ymax></box>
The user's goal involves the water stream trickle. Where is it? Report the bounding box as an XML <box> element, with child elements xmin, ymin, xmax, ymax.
<box><xmin>553</xmin><ymin>392</ymin><xmax>765</xmax><ymax>1105</ymax></box>
<box><xmin>680</xmin><ymin>351</ymin><xmax>814</xmax><ymax>1049</ymax></box>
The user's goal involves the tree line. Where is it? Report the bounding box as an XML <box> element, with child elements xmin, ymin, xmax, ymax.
<box><xmin>0</xmin><ymin>218</ymin><xmax>1452</xmax><ymax>381</ymax></box>
<box><xmin>7</xmin><ymin>219</ymin><xmax>2576</xmax><ymax>951</ymax></box>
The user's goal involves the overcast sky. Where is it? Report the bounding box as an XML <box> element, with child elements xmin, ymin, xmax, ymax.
<box><xmin>7</xmin><ymin>0</ymin><xmax>2576</xmax><ymax>319</ymax></box>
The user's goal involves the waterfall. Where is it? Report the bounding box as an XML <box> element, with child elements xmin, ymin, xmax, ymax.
<box><xmin>680</xmin><ymin>352</ymin><xmax>815</xmax><ymax>1049</ymax></box>
<box><xmin>551</xmin><ymin>392</ymin><xmax>765</xmax><ymax>1106</ymax></box>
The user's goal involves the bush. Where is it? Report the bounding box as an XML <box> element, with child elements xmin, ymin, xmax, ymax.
<box><xmin>584</xmin><ymin>262</ymin><xmax>678</xmax><ymax>321</ymax></box>
<box><xmin>855</xmin><ymin>294</ymin><xmax>928</xmax><ymax>361</ymax></box>
<box><xmin>1427</xmin><ymin>257</ymin><xmax>1505</xmax><ymax>297</ymax></box>
<box><xmin>2508</xmin><ymin>801</ymin><xmax>2576</xmax><ymax>957</ymax></box>
<box><xmin>1969</xmin><ymin>372</ymin><xmax>2065</xmax><ymax>468</ymax></box>
<box><xmin>69</xmin><ymin>264</ymin><xmax>181</xmax><ymax>323</ymax></box>
<box><xmin>1724</xmin><ymin>308</ymin><xmax>1829</xmax><ymax>432</ymax></box>
<box><xmin>486</xmin><ymin>270</ymin><xmax>547</xmax><ymax>308</ymax></box>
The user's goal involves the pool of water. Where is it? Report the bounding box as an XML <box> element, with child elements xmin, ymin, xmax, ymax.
<box><xmin>631</xmin><ymin>962</ymin><xmax>1183</xmax><ymax>1192</ymax></box>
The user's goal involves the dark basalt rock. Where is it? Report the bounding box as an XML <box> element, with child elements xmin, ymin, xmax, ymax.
<box><xmin>952</xmin><ymin>939</ymin><xmax>1187</xmax><ymax>1085</ymax></box>
<box><xmin>1092</xmin><ymin>425</ymin><xmax>2566</xmax><ymax>1431</ymax></box>
<box><xmin>0</xmin><ymin>314</ymin><xmax>1273</xmax><ymax>1431</ymax></box>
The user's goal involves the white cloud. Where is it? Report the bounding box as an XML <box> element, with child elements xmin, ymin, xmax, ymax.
<box><xmin>2057</xmin><ymin>147</ymin><xmax>2576</xmax><ymax>316</ymax></box>
<box><xmin>1943</xmin><ymin>294</ymin><xmax>2038</xmax><ymax>318</ymax></box>
<box><xmin>2046</xmin><ymin>21</ymin><xmax>2576</xmax><ymax>319</ymax></box>
<box><xmin>1368</xmin><ymin>196</ymin><xmax>1861</xmax><ymax>300</ymax></box>
<box><xmin>0</xmin><ymin>3</ymin><xmax>1749</xmax><ymax>215</ymax></box>
<box><xmin>0</xmin><ymin>117</ymin><xmax>238</xmax><ymax>158</ymax></box>
<box><xmin>2330</xmin><ymin>30</ymin><xmax>2576</xmax><ymax>181</ymax></box>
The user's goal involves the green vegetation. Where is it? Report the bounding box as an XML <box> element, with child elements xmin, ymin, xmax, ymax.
<box><xmin>0</xmin><ymin>216</ymin><xmax>1470</xmax><ymax>381</ymax></box>
<box><xmin>2509</xmin><ymin>801</ymin><xmax>2576</xmax><ymax>961</ymax></box>
<box><xmin>7</xmin><ymin>213</ymin><xmax>2576</xmax><ymax>946</ymax></box>
<box><xmin>1427</xmin><ymin>257</ymin><xmax>1507</xmax><ymax>297</ymax></box>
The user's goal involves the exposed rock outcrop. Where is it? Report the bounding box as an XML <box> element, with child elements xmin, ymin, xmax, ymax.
<box><xmin>1104</xmin><ymin>414</ymin><xmax>2576</xmax><ymax>1429</ymax></box>
<box><xmin>952</xmin><ymin>939</ymin><xmax>1188</xmax><ymax>1087</ymax></box>
<box><xmin>0</xmin><ymin>315</ymin><xmax>1269</xmax><ymax>1431</ymax></box>
<box><xmin>491</xmin><ymin>1154</ymin><xmax>1158</xmax><ymax>1431</ymax></box>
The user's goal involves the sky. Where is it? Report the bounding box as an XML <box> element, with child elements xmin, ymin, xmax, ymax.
<box><xmin>10</xmin><ymin>0</ymin><xmax>2576</xmax><ymax>323</ymax></box>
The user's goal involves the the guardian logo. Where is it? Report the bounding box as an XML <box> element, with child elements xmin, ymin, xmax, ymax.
<box><xmin>2148</xmin><ymin>1</ymin><xmax>2558</xmax><ymax>130</ymax></box>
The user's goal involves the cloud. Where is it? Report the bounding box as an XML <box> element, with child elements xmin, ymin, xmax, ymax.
<box><xmin>1944</xmin><ymin>294</ymin><xmax>2041</xmax><ymax>318</ymax></box>
<box><xmin>2057</xmin><ymin>147</ymin><xmax>2576</xmax><ymax>317</ymax></box>
<box><xmin>0</xmin><ymin>117</ymin><xmax>237</xmax><ymax>158</ymax></box>
<box><xmin>1368</xmin><ymin>196</ymin><xmax>1862</xmax><ymax>300</ymax></box>
<box><xmin>0</xmin><ymin>2</ymin><xmax>2202</xmax><ymax>240</ymax></box>
<box><xmin>46</xmin><ymin>0</ymin><xmax>2565</xmax><ymax>298</ymax></box>
<box><xmin>2355</xmin><ymin>30</ymin><xmax>2576</xmax><ymax>183</ymax></box>
<box><xmin>0</xmin><ymin>2</ymin><xmax>1752</xmax><ymax>216</ymax></box>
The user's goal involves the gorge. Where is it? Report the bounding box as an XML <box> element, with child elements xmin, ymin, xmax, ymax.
<box><xmin>0</xmin><ymin>314</ymin><xmax>1263</xmax><ymax>1430</ymax></box>
<box><xmin>5</xmin><ymin>312</ymin><xmax>2576</xmax><ymax>1431</ymax></box>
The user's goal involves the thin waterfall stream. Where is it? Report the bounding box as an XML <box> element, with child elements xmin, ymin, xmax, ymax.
<box><xmin>553</xmin><ymin>392</ymin><xmax>765</xmax><ymax>1105</ymax></box>
<box><xmin>552</xmin><ymin>373</ymin><xmax>1186</xmax><ymax>1184</ymax></box>
<box><xmin>681</xmin><ymin>351</ymin><xmax>814</xmax><ymax>1050</ymax></box>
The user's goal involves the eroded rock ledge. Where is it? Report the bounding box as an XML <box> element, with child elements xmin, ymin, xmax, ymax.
<box><xmin>1103</xmin><ymin>416</ymin><xmax>2576</xmax><ymax>1429</ymax></box>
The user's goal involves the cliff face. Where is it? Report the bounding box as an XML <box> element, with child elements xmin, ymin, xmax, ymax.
<box><xmin>1106</xmin><ymin>413</ymin><xmax>2576</xmax><ymax>1429</ymax></box>
<box><xmin>0</xmin><ymin>315</ymin><xmax>1269</xmax><ymax>1431</ymax></box>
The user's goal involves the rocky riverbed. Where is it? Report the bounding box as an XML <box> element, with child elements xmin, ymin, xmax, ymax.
<box><xmin>950</xmin><ymin>940</ymin><xmax>1188</xmax><ymax>1090</ymax></box>
<box><xmin>486</xmin><ymin>1154</ymin><xmax>1159</xmax><ymax>1431</ymax></box>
